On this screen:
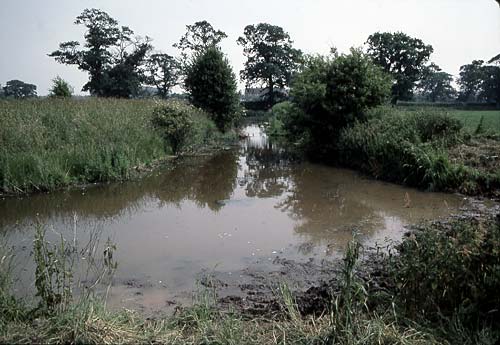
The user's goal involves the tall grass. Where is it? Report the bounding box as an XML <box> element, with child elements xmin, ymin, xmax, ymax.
<box><xmin>0</xmin><ymin>98</ymin><xmax>234</xmax><ymax>194</ymax></box>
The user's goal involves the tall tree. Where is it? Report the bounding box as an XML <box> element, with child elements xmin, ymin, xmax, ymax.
<box><xmin>417</xmin><ymin>64</ymin><xmax>456</xmax><ymax>102</ymax></box>
<box><xmin>174</xmin><ymin>20</ymin><xmax>227</xmax><ymax>61</ymax></box>
<box><xmin>144</xmin><ymin>53</ymin><xmax>180</xmax><ymax>98</ymax></box>
<box><xmin>457</xmin><ymin>60</ymin><xmax>486</xmax><ymax>102</ymax></box>
<box><xmin>184</xmin><ymin>47</ymin><xmax>240</xmax><ymax>131</ymax></box>
<box><xmin>237</xmin><ymin>23</ymin><xmax>302</xmax><ymax>107</ymax></box>
<box><xmin>366</xmin><ymin>32</ymin><xmax>433</xmax><ymax>103</ymax></box>
<box><xmin>49</xmin><ymin>8</ymin><xmax>151</xmax><ymax>97</ymax></box>
<box><xmin>3</xmin><ymin>80</ymin><xmax>37</xmax><ymax>98</ymax></box>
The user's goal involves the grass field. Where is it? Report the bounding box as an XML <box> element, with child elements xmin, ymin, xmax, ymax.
<box><xmin>0</xmin><ymin>98</ymin><xmax>232</xmax><ymax>194</ymax></box>
<box><xmin>444</xmin><ymin>110</ymin><xmax>500</xmax><ymax>133</ymax></box>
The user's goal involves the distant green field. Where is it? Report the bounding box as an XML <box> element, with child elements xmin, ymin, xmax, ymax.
<box><xmin>447</xmin><ymin>110</ymin><xmax>500</xmax><ymax>133</ymax></box>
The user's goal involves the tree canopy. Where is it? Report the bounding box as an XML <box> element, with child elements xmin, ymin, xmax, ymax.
<box><xmin>366</xmin><ymin>32</ymin><xmax>433</xmax><ymax>103</ymax></box>
<box><xmin>237</xmin><ymin>23</ymin><xmax>302</xmax><ymax>107</ymax></box>
<box><xmin>49</xmin><ymin>8</ymin><xmax>151</xmax><ymax>97</ymax></box>
<box><xmin>144</xmin><ymin>53</ymin><xmax>180</xmax><ymax>98</ymax></box>
<box><xmin>417</xmin><ymin>64</ymin><xmax>456</xmax><ymax>102</ymax></box>
<box><xmin>174</xmin><ymin>21</ymin><xmax>227</xmax><ymax>61</ymax></box>
<box><xmin>2</xmin><ymin>80</ymin><xmax>37</xmax><ymax>98</ymax></box>
<box><xmin>184</xmin><ymin>47</ymin><xmax>240</xmax><ymax>131</ymax></box>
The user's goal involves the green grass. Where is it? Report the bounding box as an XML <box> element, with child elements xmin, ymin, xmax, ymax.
<box><xmin>441</xmin><ymin>110</ymin><xmax>500</xmax><ymax>133</ymax></box>
<box><xmin>0</xmin><ymin>98</ymin><xmax>233</xmax><ymax>194</ymax></box>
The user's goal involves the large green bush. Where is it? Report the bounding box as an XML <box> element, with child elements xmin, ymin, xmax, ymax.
<box><xmin>286</xmin><ymin>50</ymin><xmax>391</xmax><ymax>153</ymax></box>
<box><xmin>184</xmin><ymin>47</ymin><xmax>240</xmax><ymax>131</ymax></box>
<box><xmin>152</xmin><ymin>101</ymin><xmax>195</xmax><ymax>154</ymax></box>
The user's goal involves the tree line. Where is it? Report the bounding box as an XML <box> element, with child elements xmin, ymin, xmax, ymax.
<box><xmin>1</xmin><ymin>7</ymin><xmax>499</xmax><ymax>108</ymax></box>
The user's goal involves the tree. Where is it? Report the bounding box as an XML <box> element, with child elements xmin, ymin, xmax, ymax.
<box><xmin>457</xmin><ymin>60</ymin><xmax>486</xmax><ymax>102</ymax></box>
<box><xmin>49</xmin><ymin>8</ymin><xmax>151</xmax><ymax>97</ymax></box>
<box><xmin>479</xmin><ymin>65</ymin><xmax>500</xmax><ymax>105</ymax></box>
<box><xmin>417</xmin><ymin>64</ymin><xmax>456</xmax><ymax>102</ymax></box>
<box><xmin>237</xmin><ymin>23</ymin><xmax>302</xmax><ymax>107</ymax></box>
<box><xmin>184</xmin><ymin>47</ymin><xmax>240</xmax><ymax>131</ymax></box>
<box><xmin>366</xmin><ymin>32</ymin><xmax>433</xmax><ymax>103</ymax></box>
<box><xmin>49</xmin><ymin>76</ymin><xmax>73</xmax><ymax>97</ymax></box>
<box><xmin>3</xmin><ymin>80</ymin><xmax>37</xmax><ymax>98</ymax></box>
<box><xmin>144</xmin><ymin>53</ymin><xmax>180</xmax><ymax>98</ymax></box>
<box><xmin>174</xmin><ymin>20</ymin><xmax>227</xmax><ymax>61</ymax></box>
<box><xmin>287</xmin><ymin>49</ymin><xmax>392</xmax><ymax>153</ymax></box>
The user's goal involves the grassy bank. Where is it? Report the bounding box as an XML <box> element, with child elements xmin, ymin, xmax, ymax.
<box><xmin>0</xmin><ymin>98</ymin><xmax>234</xmax><ymax>195</ymax></box>
<box><xmin>1</xmin><ymin>211</ymin><xmax>499</xmax><ymax>344</ymax></box>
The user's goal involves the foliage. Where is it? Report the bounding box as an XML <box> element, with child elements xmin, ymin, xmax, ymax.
<box><xmin>392</xmin><ymin>216</ymin><xmax>500</xmax><ymax>326</ymax></box>
<box><xmin>49</xmin><ymin>8</ymin><xmax>151</xmax><ymax>97</ymax></box>
<box><xmin>33</xmin><ymin>224</ymin><xmax>73</xmax><ymax>315</ymax></box>
<box><xmin>0</xmin><ymin>98</ymin><xmax>164</xmax><ymax>193</ymax></box>
<box><xmin>286</xmin><ymin>50</ymin><xmax>392</xmax><ymax>154</ymax></box>
<box><xmin>237</xmin><ymin>23</ymin><xmax>302</xmax><ymax>106</ymax></box>
<box><xmin>457</xmin><ymin>60</ymin><xmax>500</xmax><ymax>104</ymax></box>
<box><xmin>366</xmin><ymin>32</ymin><xmax>433</xmax><ymax>103</ymax></box>
<box><xmin>417</xmin><ymin>63</ymin><xmax>456</xmax><ymax>102</ymax></box>
<box><xmin>184</xmin><ymin>47</ymin><xmax>240</xmax><ymax>131</ymax></box>
<box><xmin>2</xmin><ymin>80</ymin><xmax>37</xmax><ymax>98</ymax></box>
<box><xmin>144</xmin><ymin>53</ymin><xmax>180</xmax><ymax>98</ymax></box>
<box><xmin>49</xmin><ymin>76</ymin><xmax>73</xmax><ymax>98</ymax></box>
<box><xmin>152</xmin><ymin>101</ymin><xmax>195</xmax><ymax>154</ymax></box>
<box><xmin>174</xmin><ymin>20</ymin><xmax>227</xmax><ymax>62</ymax></box>
<box><xmin>337</xmin><ymin>108</ymin><xmax>465</xmax><ymax>190</ymax></box>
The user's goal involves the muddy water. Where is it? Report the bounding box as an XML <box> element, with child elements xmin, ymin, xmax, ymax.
<box><xmin>0</xmin><ymin>125</ymin><xmax>465</xmax><ymax>313</ymax></box>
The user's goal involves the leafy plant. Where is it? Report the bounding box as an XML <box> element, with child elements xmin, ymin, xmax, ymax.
<box><xmin>152</xmin><ymin>101</ymin><xmax>195</xmax><ymax>154</ymax></box>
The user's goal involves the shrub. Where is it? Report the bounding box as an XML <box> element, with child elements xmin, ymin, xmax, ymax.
<box><xmin>392</xmin><ymin>215</ymin><xmax>500</xmax><ymax>325</ymax></box>
<box><xmin>286</xmin><ymin>50</ymin><xmax>392</xmax><ymax>153</ymax></box>
<box><xmin>337</xmin><ymin>109</ymin><xmax>465</xmax><ymax>190</ymax></box>
<box><xmin>152</xmin><ymin>101</ymin><xmax>196</xmax><ymax>154</ymax></box>
<box><xmin>184</xmin><ymin>47</ymin><xmax>240</xmax><ymax>131</ymax></box>
<box><xmin>49</xmin><ymin>76</ymin><xmax>73</xmax><ymax>98</ymax></box>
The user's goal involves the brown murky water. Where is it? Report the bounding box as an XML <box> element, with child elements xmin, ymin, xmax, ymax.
<box><xmin>0</xmin><ymin>125</ymin><xmax>466</xmax><ymax>312</ymax></box>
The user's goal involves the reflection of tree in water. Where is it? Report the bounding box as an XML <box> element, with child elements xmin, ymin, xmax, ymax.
<box><xmin>154</xmin><ymin>150</ymin><xmax>238</xmax><ymax>211</ymax></box>
<box><xmin>241</xmin><ymin>144</ymin><xmax>294</xmax><ymax>199</ymax></box>
<box><xmin>279</xmin><ymin>165</ymin><xmax>383</xmax><ymax>249</ymax></box>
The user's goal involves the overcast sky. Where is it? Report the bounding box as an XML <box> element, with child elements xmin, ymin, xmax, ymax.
<box><xmin>1</xmin><ymin>0</ymin><xmax>499</xmax><ymax>95</ymax></box>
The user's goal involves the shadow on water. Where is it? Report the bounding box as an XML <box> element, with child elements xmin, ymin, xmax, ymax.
<box><xmin>0</xmin><ymin>124</ymin><xmax>466</xmax><ymax>312</ymax></box>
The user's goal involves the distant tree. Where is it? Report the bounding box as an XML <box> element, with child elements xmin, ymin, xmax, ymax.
<box><xmin>366</xmin><ymin>32</ymin><xmax>433</xmax><ymax>103</ymax></box>
<box><xmin>3</xmin><ymin>80</ymin><xmax>37</xmax><ymax>98</ymax></box>
<box><xmin>144</xmin><ymin>53</ymin><xmax>180</xmax><ymax>98</ymax></box>
<box><xmin>417</xmin><ymin>64</ymin><xmax>456</xmax><ymax>102</ymax></box>
<box><xmin>49</xmin><ymin>76</ymin><xmax>73</xmax><ymax>97</ymax></box>
<box><xmin>174</xmin><ymin>20</ymin><xmax>227</xmax><ymax>61</ymax></box>
<box><xmin>237</xmin><ymin>23</ymin><xmax>302</xmax><ymax>107</ymax></box>
<box><xmin>184</xmin><ymin>47</ymin><xmax>240</xmax><ymax>131</ymax></box>
<box><xmin>479</xmin><ymin>65</ymin><xmax>500</xmax><ymax>105</ymax></box>
<box><xmin>457</xmin><ymin>60</ymin><xmax>500</xmax><ymax>105</ymax></box>
<box><xmin>49</xmin><ymin>8</ymin><xmax>151</xmax><ymax>97</ymax></box>
<box><xmin>457</xmin><ymin>60</ymin><xmax>486</xmax><ymax>102</ymax></box>
<box><xmin>0</xmin><ymin>84</ymin><xmax>4</xmax><ymax>98</ymax></box>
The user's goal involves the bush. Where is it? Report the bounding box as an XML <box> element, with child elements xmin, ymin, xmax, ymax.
<box><xmin>184</xmin><ymin>47</ymin><xmax>240</xmax><ymax>131</ymax></box>
<box><xmin>392</xmin><ymin>215</ymin><xmax>500</xmax><ymax>325</ymax></box>
<box><xmin>152</xmin><ymin>101</ymin><xmax>196</xmax><ymax>154</ymax></box>
<box><xmin>49</xmin><ymin>76</ymin><xmax>73</xmax><ymax>98</ymax></box>
<box><xmin>337</xmin><ymin>108</ymin><xmax>465</xmax><ymax>190</ymax></box>
<box><xmin>286</xmin><ymin>50</ymin><xmax>392</xmax><ymax>153</ymax></box>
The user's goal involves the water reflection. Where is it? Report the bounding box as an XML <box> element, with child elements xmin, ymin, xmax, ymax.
<box><xmin>0</xmin><ymin>124</ymin><xmax>465</xmax><ymax>310</ymax></box>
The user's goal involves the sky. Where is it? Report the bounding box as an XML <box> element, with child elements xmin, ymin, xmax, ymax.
<box><xmin>0</xmin><ymin>0</ymin><xmax>499</xmax><ymax>95</ymax></box>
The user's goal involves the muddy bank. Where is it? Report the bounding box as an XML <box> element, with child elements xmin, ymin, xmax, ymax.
<box><xmin>204</xmin><ymin>198</ymin><xmax>500</xmax><ymax>318</ymax></box>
